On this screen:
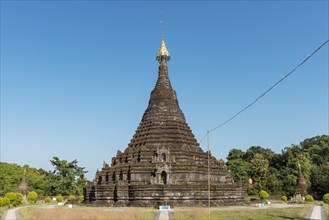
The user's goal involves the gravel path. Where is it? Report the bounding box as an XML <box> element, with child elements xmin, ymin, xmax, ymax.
<box><xmin>305</xmin><ymin>205</ymin><xmax>327</xmax><ymax>220</ymax></box>
<box><xmin>1</xmin><ymin>207</ymin><xmax>21</xmax><ymax>220</ymax></box>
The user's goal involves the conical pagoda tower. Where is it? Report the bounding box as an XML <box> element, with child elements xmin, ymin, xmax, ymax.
<box><xmin>295</xmin><ymin>164</ymin><xmax>308</xmax><ymax>196</ymax></box>
<box><xmin>18</xmin><ymin>169</ymin><xmax>29</xmax><ymax>196</ymax></box>
<box><xmin>86</xmin><ymin>37</ymin><xmax>245</xmax><ymax>206</ymax></box>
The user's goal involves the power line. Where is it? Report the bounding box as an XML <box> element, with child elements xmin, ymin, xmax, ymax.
<box><xmin>200</xmin><ymin>39</ymin><xmax>329</xmax><ymax>144</ymax></box>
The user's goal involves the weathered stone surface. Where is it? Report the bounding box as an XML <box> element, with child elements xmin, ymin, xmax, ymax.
<box><xmin>18</xmin><ymin>169</ymin><xmax>29</xmax><ymax>196</ymax></box>
<box><xmin>295</xmin><ymin>164</ymin><xmax>308</xmax><ymax>196</ymax></box>
<box><xmin>85</xmin><ymin>41</ymin><xmax>245</xmax><ymax>206</ymax></box>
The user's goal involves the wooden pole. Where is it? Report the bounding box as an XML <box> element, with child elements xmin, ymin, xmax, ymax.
<box><xmin>207</xmin><ymin>129</ymin><xmax>210</xmax><ymax>220</ymax></box>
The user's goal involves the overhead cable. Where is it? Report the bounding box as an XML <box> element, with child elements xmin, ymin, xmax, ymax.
<box><xmin>200</xmin><ymin>39</ymin><xmax>329</xmax><ymax>144</ymax></box>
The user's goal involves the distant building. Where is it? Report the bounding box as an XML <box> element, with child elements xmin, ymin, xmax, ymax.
<box><xmin>85</xmin><ymin>37</ymin><xmax>245</xmax><ymax>206</ymax></box>
<box><xmin>295</xmin><ymin>164</ymin><xmax>307</xmax><ymax>196</ymax></box>
<box><xmin>18</xmin><ymin>169</ymin><xmax>29</xmax><ymax>196</ymax></box>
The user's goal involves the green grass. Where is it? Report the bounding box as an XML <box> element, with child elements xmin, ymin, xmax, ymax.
<box><xmin>173</xmin><ymin>205</ymin><xmax>311</xmax><ymax>220</ymax></box>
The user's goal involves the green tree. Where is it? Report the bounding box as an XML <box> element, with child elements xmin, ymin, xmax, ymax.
<box><xmin>279</xmin><ymin>145</ymin><xmax>312</xmax><ymax>196</ymax></box>
<box><xmin>265</xmin><ymin>167</ymin><xmax>282</xmax><ymax>195</ymax></box>
<box><xmin>244</xmin><ymin>146</ymin><xmax>275</xmax><ymax>162</ymax></box>
<box><xmin>227</xmin><ymin>149</ymin><xmax>246</xmax><ymax>160</ymax></box>
<box><xmin>0</xmin><ymin>163</ymin><xmax>23</xmax><ymax>195</ymax></box>
<box><xmin>50</xmin><ymin>157</ymin><xmax>87</xmax><ymax>196</ymax></box>
<box><xmin>249</xmin><ymin>153</ymin><xmax>269</xmax><ymax>190</ymax></box>
<box><xmin>0</xmin><ymin>162</ymin><xmax>60</xmax><ymax>197</ymax></box>
<box><xmin>226</xmin><ymin>157</ymin><xmax>250</xmax><ymax>188</ymax></box>
<box><xmin>310</xmin><ymin>162</ymin><xmax>329</xmax><ymax>198</ymax></box>
<box><xmin>301</xmin><ymin>135</ymin><xmax>329</xmax><ymax>198</ymax></box>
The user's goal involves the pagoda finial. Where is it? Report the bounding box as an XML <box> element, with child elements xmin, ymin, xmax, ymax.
<box><xmin>156</xmin><ymin>37</ymin><xmax>171</xmax><ymax>62</ymax></box>
<box><xmin>156</xmin><ymin>12</ymin><xmax>170</xmax><ymax>62</ymax></box>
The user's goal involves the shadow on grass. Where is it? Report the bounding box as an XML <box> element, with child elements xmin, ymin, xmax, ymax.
<box><xmin>267</xmin><ymin>214</ymin><xmax>305</xmax><ymax>220</ymax></box>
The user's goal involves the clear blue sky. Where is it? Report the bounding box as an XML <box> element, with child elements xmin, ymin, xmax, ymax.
<box><xmin>1</xmin><ymin>1</ymin><xmax>328</xmax><ymax>180</ymax></box>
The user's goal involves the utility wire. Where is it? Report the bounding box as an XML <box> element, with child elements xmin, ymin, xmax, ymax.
<box><xmin>200</xmin><ymin>39</ymin><xmax>329</xmax><ymax>144</ymax></box>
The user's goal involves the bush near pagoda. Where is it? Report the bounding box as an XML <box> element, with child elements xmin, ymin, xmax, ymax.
<box><xmin>259</xmin><ymin>190</ymin><xmax>269</xmax><ymax>201</ymax></box>
<box><xmin>323</xmin><ymin>193</ymin><xmax>329</xmax><ymax>204</ymax></box>
<box><xmin>68</xmin><ymin>195</ymin><xmax>75</xmax><ymax>200</ymax></box>
<box><xmin>44</xmin><ymin>197</ymin><xmax>51</xmax><ymax>203</ymax></box>
<box><xmin>56</xmin><ymin>195</ymin><xmax>63</xmax><ymax>203</ymax></box>
<box><xmin>27</xmin><ymin>191</ymin><xmax>38</xmax><ymax>204</ymax></box>
<box><xmin>305</xmin><ymin>195</ymin><xmax>314</xmax><ymax>202</ymax></box>
<box><xmin>281</xmin><ymin>195</ymin><xmax>288</xmax><ymax>202</ymax></box>
<box><xmin>4</xmin><ymin>192</ymin><xmax>23</xmax><ymax>206</ymax></box>
<box><xmin>0</xmin><ymin>197</ymin><xmax>10</xmax><ymax>207</ymax></box>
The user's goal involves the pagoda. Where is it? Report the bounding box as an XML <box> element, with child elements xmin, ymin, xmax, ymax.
<box><xmin>18</xmin><ymin>169</ymin><xmax>29</xmax><ymax>196</ymax></box>
<box><xmin>85</xmin><ymin>37</ymin><xmax>245</xmax><ymax>206</ymax></box>
<box><xmin>295</xmin><ymin>164</ymin><xmax>308</xmax><ymax>196</ymax></box>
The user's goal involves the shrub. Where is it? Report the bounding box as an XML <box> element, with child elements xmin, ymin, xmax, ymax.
<box><xmin>16</xmin><ymin>193</ymin><xmax>23</xmax><ymax>204</ymax></box>
<box><xmin>27</xmin><ymin>191</ymin><xmax>38</xmax><ymax>204</ymax></box>
<box><xmin>0</xmin><ymin>197</ymin><xmax>3</xmax><ymax>207</ymax></box>
<box><xmin>305</xmin><ymin>194</ymin><xmax>314</xmax><ymax>202</ymax></box>
<box><xmin>79</xmin><ymin>195</ymin><xmax>84</xmax><ymax>203</ymax></box>
<box><xmin>56</xmin><ymin>195</ymin><xmax>63</xmax><ymax>203</ymax></box>
<box><xmin>289</xmin><ymin>194</ymin><xmax>304</xmax><ymax>203</ymax></box>
<box><xmin>281</xmin><ymin>195</ymin><xmax>288</xmax><ymax>202</ymax></box>
<box><xmin>2</xmin><ymin>197</ymin><xmax>10</xmax><ymax>207</ymax></box>
<box><xmin>259</xmin><ymin>190</ymin><xmax>269</xmax><ymax>201</ymax></box>
<box><xmin>5</xmin><ymin>192</ymin><xmax>16</xmax><ymax>206</ymax></box>
<box><xmin>68</xmin><ymin>195</ymin><xmax>75</xmax><ymax>201</ymax></box>
<box><xmin>44</xmin><ymin>197</ymin><xmax>51</xmax><ymax>203</ymax></box>
<box><xmin>323</xmin><ymin>193</ymin><xmax>329</xmax><ymax>204</ymax></box>
<box><xmin>4</xmin><ymin>192</ymin><xmax>23</xmax><ymax>206</ymax></box>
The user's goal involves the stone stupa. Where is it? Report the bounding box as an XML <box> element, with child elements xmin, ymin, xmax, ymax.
<box><xmin>18</xmin><ymin>169</ymin><xmax>29</xmax><ymax>196</ymax></box>
<box><xmin>85</xmin><ymin>37</ymin><xmax>245</xmax><ymax>206</ymax></box>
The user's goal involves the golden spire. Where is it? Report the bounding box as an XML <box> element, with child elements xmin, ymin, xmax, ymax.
<box><xmin>156</xmin><ymin>37</ymin><xmax>171</xmax><ymax>62</ymax></box>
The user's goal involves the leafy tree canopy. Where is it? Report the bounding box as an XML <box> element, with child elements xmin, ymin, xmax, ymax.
<box><xmin>0</xmin><ymin>157</ymin><xmax>88</xmax><ymax>197</ymax></box>
<box><xmin>226</xmin><ymin>135</ymin><xmax>329</xmax><ymax>199</ymax></box>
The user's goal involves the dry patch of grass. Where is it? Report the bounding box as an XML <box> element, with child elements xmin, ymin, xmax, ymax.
<box><xmin>324</xmin><ymin>203</ymin><xmax>329</xmax><ymax>218</ymax></box>
<box><xmin>173</xmin><ymin>204</ymin><xmax>311</xmax><ymax>220</ymax></box>
<box><xmin>19</xmin><ymin>206</ymin><xmax>156</xmax><ymax>220</ymax></box>
<box><xmin>0</xmin><ymin>207</ymin><xmax>9</xmax><ymax>219</ymax></box>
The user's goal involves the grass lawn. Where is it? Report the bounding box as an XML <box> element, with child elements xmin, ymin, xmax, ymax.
<box><xmin>173</xmin><ymin>204</ymin><xmax>311</xmax><ymax>220</ymax></box>
<box><xmin>16</xmin><ymin>203</ymin><xmax>324</xmax><ymax>220</ymax></box>
<box><xmin>19</xmin><ymin>206</ymin><xmax>157</xmax><ymax>220</ymax></box>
